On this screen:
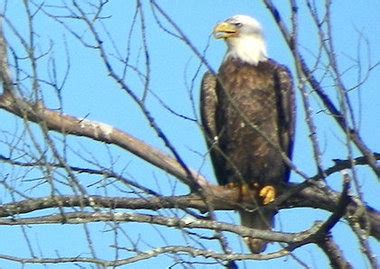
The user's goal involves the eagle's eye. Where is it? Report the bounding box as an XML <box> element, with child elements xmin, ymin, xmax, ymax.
<box><xmin>234</xmin><ymin>22</ymin><xmax>243</xmax><ymax>28</ymax></box>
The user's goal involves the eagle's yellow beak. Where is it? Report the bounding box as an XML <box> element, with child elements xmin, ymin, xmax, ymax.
<box><xmin>213</xmin><ymin>22</ymin><xmax>238</xmax><ymax>39</ymax></box>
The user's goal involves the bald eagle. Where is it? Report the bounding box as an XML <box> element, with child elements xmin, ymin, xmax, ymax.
<box><xmin>200</xmin><ymin>15</ymin><xmax>295</xmax><ymax>253</ymax></box>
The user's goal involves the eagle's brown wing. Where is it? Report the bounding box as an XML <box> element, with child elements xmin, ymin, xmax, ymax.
<box><xmin>200</xmin><ymin>72</ymin><xmax>229</xmax><ymax>185</ymax></box>
<box><xmin>200</xmin><ymin>72</ymin><xmax>218</xmax><ymax>146</ymax></box>
<box><xmin>275</xmin><ymin>63</ymin><xmax>295</xmax><ymax>182</ymax></box>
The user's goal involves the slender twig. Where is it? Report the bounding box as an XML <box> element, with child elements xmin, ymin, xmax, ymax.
<box><xmin>290</xmin><ymin>0</ymin><xmax>326</xmax><ymax>177</ymax></box>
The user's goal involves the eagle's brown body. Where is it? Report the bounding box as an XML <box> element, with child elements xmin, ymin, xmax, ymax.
<box><xmin>201</xmin><ymin>57</ymin><xmax>295</xmax><ymax>253</ymax></box>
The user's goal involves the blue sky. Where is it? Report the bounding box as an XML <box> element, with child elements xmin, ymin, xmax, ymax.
<box><xmin>0</xmin><ymin>1</ymin><xmax>379</xmax><ymax>268</ymax></box>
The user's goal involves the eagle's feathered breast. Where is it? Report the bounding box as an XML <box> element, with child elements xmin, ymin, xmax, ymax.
<box><xmin>203</xmin><ymin>58</ymin><xmax>293</xmax><ymax>188</ymax></box>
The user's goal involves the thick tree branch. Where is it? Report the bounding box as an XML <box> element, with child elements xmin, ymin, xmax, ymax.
<box><xmin>317</xmin><ymin>235</ymin><xmax>353</xmax><ymax>269</ymax></box>
<box><xmin>312</xmin><ymin>173</ymin><xmax>351</xmax><ymax>236</ymax></box>
<box><xmin>293</xmin><ymin>175</ymin><xmax>353</xmax><ymax>268</ymax></box>
<box><xmin>0</xmin><ymin>94</ymin><xmax>208</xmax><ymax>188</ymax></box>
<box><xmin>0</xmin><ymin>182</ymin><xmax>378</xmax><ymax>240</ymax></box>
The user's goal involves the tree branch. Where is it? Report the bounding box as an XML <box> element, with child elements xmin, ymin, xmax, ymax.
<box><xmin>300</xmin><ymin>173</ymin><xmax>353</xmax><ymax>268</ymax></box>
<box><xmin>317</xmin><ymin>235</ymin><xmax>353</xmax><ymax>269</ymax></box>
<box><xmin>0</xmin><ymin>182</ymin><xmax>378</xmax><ymax>240</ymax></box>
<box><xmin>0</xmin><ymin>94</ymin><xmax>208</xmax><ymax>188</ymax></box>
<box><xmin>0</xmin><ymin>245</ymin><xmax>289</xmax><ymax>267</ymax></box>
<box><xmin>1</xmin><ymin>210</ymin><xmax>324</xmax><ymax>248</ymax></box>
<box><xmin>0</xmin><ymin>18</ymin><xmax>13</xmax><ymax>95</ymax></box>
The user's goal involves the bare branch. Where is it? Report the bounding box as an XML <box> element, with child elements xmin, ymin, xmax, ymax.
<box><xmin>0</xmin><ymin>245</ymin><xmax>289</xmax><ymax>267</ymax></box>
<box><xmin>0</xmin><ymin>17</ymin><xmax>14</xmax><ymax>95</ymax></box>
<box><xmin>0</xmin><ymin>93</ymin><xmax>208</xmax><ymax>188</ymax></box>
<box><xmin>0</xmin><ymin>210</ymin><xmax>323</xmax><ymax>249</ymax></box>
<box><xmin>317</xmin><ymin>235</ymin><xmax>353</xmax><ymax>269</ymax></box>
<box><xmin>0</xmin><ymin>182</ymin><xmax>378</xmax><ymax>240</ymax></box>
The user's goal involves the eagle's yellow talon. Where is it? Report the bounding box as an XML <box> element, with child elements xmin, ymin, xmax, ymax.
<box><xmin>259</xmin><ymin>185</ymin><xmax>276</xmax><ymax>205</ymax></box>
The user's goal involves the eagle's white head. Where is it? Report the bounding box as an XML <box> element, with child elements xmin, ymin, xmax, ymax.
<box><xmin>213</xmin><ymin>15</ymin><xmax>267</xmax><ymax>65</ymax></box>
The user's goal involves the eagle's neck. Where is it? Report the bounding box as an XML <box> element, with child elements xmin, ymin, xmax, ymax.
<box><xmin>224</xmin><ymin>35</ymin><xmax>267</xmax><ymax>65</ymax></box>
